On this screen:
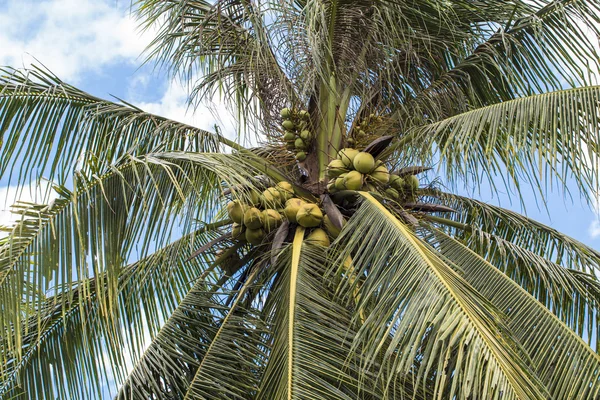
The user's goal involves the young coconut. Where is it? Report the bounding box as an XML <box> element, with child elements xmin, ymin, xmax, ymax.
<box><xmin>282</xmin><ymin>120</ymin><xmax>295</xmax><ymax>130</ymax></box>
<box><xmin>335</xmin><ymin>173</ymin><xmax>348</xmax><ymax>190</ymax></box>
<box><xmin>353</xmin><ymin>152</ymin><xmax>375</xmax><ymax>173</ymax></box>
<box><xmin>284</xmin><ymin>198</ymin><xmax>306</xmax><ymax>223</ymax></box>
<box><xmin>245</xmin><ymin>228</ymin><xmax>266</xmax><ymax>245</ymax></box>
<box><xmin>262</xmin><ymin>187</ymin><xmax>283</xmax><ymax>207</ymax></box>
<box><xmin>306</xmin><ymin>228</ymin><xmax>331</xmax><ymax>247</ymax></box>
<box><xmin>295</xmin><ymin>138</ymin><xmax>307</xmax><ymax>150</ymax></box>
<box><xmin>227</xmin><ymin>200</ymin><xmax>246</xmax><ymax>224</ymax></box>
<box><xmin>280</xmin><ymin>107</ymin><xmax>292</xmax><ymax>119</ymax></box>
<box><xmin>405</xmin><ymin>175</ymin><xmax>420</xmax><ymax>192</ymax></box>
<box><xmin>385</xmin><ymin>187</ymin><xmax>400</xmax><ymax>200</ymax></box>
<box><xmin>323</xmin><ymin>214</ymin><xmax>343</xmax><ymax>238</ymax></box>
<box><xmin>263</xmin><ymin>209</ymin><xmax>282</xmax><ymax>232</ymax></box>
<box><xmin>370</xmin><ymin>165</ymin><xmax>390</xmax><ymax>185</ymax></box>
<box><xmin>296</xmin><ymin>203</ymin><xmax>324</xmax><ymax>228</ymax></box>
<box><xmin>231</xmin><ymin>223</ymin><xmax>246</xmax><ymax>241</ymax></box>
<box><xmin>327</xmin><ymin>180</ymin><xmax>338</xmax><ymax>193</ymax></box>
<box><xmin>243</xmin><ymin>207</ymin><xmax>264</xmax><ymax>229</ymax></box>
<box><xmin>389</xmin><ymin>174</ymin><xmax>404</xmax><ymax>190</ymax></box>
<box><xmin>338</xmin><ymin>148</ymin><xmax>360</xmax><ymax>168</ymax></box>
<box><xmin>283</xmin><ymin>132</ymin><xmax>296</xmax><ymax>142</ymax></box>
<box><xmin>343</xmin><ymin>170</ymin><xmax>364</xmax><ymax>190</ymax></box>
<box><xmin>247</xmin><ymin>190</ymin><xmax>262</xmax><ymax>206</ymax></box>
<box><xmin>300</xmin><ymin>130</ymin><xmax>311</xmax><ymax>140</ymax></box>
<box><xmin>327</xmin><ymin>159</ymin><xmax>348</xmax><ymax>178</ymax></box>
<box><xmin>299</xmin><ymin>110</ymin><xmax>310</xmax><ymax>120</ymax></box>
<box><xmin>276</xmin><ymin>181</ymin><xmax>294</xmax><ymax>200</ymax></box>
<box><xmin>296</xmin><ymin>152</ymin><xmax>307</xmax><ymax>161</ymax></box>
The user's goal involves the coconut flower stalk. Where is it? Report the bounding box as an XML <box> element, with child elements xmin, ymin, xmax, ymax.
<box><xmin>2</xmin><ymin>1</ymin><xmax>600</xmax><ymax>399</ymax></box>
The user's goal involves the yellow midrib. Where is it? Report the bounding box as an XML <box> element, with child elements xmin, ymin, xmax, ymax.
<box><xmin>287</xmin><ymin>227</ymin><xmax>305</xmax><ymax>400</ymax></box>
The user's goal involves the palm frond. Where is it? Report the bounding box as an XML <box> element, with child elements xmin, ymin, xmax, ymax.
<box><xmin>330</xmin><ymin>192</ymin><xmax>549</xmax><ymax>399</ymax></box>
<box><xmin>0</xmin><ymin>224</ymin><xmax>226</xmax><ymax>399</ymax></box>
<box><xmin>0</xmin><ymin>65</ymin><xmax>223</xmax><ymax>191</ymax></box>
<box><xmin>428</xmin><ymin>228</ymin><xmax>600</xmax><ymax>399</ymax></box>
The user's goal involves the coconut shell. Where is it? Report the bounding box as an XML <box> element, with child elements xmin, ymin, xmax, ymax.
<box><xmin>282</xmin><ymin>120</ymin><xmax>295</xmax><ymax>130</ymax></box>
<box><xmin>296</xmin><ymin>203</ymin><xmax>323</xmax><ymax>228</ymax></box>
<box><xmin>262</xmin><ymin>187</ymin><xmax>282</xmax><ymax>207</ymax></box>
<box><xmin>327</xmin><ymin>159</ymin><xmax>348</xmax><ymax>178</ymax></box>
<box><xmin>263</xmin><ymin>209</ymin><xmax>283</xmax><ymax>232</ymax></box>
<box><xmin>295</xmin><ymin>138</ymin><xmax>307</xmax><ymax>150</ymax></box>
<box><xmin>243</xmin><ymin>207</ymin><xmax>264</xmax><ymax>229</ymax></box>
<box><xmin>338</xmin><ymin>148</ymin><xmax>360</xmax><ymax>168</ymax></box>
<box><xmin>280</xmin><ymin>108</ymin><xmax>292</xmax><ymax>119</ymax></box>
<box><xmin>284</xmin><ymin>198</ymin><xmax>306</xmax><ymax>223</ymax></box>
<box><xmin>370</xmin><ymin>165</ymin><xmax>390</xmax><ymax>184</ymax></box>
<box><xmin>353</xmin><ymin>152</ymin><xmax>375</xmax><ymax>173</ymax></box>
<box><xmin>276</xmin><ymin>181</ymin><xmax>294</xmax><ymax>200</ymax></box>
<box><xmin>245</xmin><ymin>228</ymin><xmax>266</xmax><ymax>245</ymax></box>
<box><xmin>306</xmin><ymin>228</ymin><xmax>330</xmax><ymax>247</ymax></box>
<box><xmin>343</xmin><ymin>170</ymin><xmax>363</xmax><ymax>190</ymax></box>
<box><xmin>227</xmin><ymin>200</ymin><xmax>246</xmax><ymax>224</ymax></box>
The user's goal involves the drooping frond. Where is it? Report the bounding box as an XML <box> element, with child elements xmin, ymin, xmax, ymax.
<box><xmin>0</xmin><ymin>65</ymin><xmax>222</xmax><ymax>191</ymax></box>
<box><xmin>404</xmin><ymin>86</ymin><xmax>600</xmax><ymax>202</ymax></box>
<box><xmin>427</xmin><ymin>228</ymin><xmax>600</xmax><ymax>399</ymax></box>
<box><xmin>328</xmin><ymin>192</ymin><xmax>549</xmax><ymax>399</ymax></box>
<box><xmin>0</xmin><ymin>226</ymin><xmax>224</xmax><ymax>399</ymax></box>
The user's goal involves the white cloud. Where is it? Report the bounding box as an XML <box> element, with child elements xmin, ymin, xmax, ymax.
<box><xmin>0</xmin><ymin>0</ymin><xmax>151</xmax><ymax>81</ymax></box>
<box><xmin>0</xmin><ymin>181</ymin><xmax>57</xmax><ymax>236</ymax></box>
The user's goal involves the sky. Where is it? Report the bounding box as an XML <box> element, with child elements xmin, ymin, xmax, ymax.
<box><xmin>0</xmin><ymin>0</ymin><xmax>599</xmax><ymax>396</ymax></box>
<box><xmin>0</xmin><ymin>0</ymin><xmax>598</xmax><ymax>238</ymax></box>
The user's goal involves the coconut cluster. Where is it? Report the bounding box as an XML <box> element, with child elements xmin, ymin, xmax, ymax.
<box><xmin>384</xmin><ymin>174</ymin><xmax>420</xmax><ymax>202</ymax></box>
<box><xmin>326</xmin><ymin>149</ymin><xmax>390</xmax><ymax>192</ymax></box>
<box><xmin>348</xmin><ymin>113</ymin><xmax>383</xmax><ymax>146</ymax></box>
<box><xmin>281</xmin><ymin>107</ymin><xmax>311</xmax><ymax>161</ymax></box>
<box><xmin>227</xmin><ymin>181</ymin><xmax>340</xmax><ymax>247</ymax></box>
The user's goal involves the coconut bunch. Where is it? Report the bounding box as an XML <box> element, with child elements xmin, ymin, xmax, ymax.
<box><xmin>385</xmin><ymin>173</ymin><xmax>420</xmax><ymax>203</ymax></box>
<box><xmin>348</xmin><ymin>113</ymin><xmax>384</xmax><ymax>146</ymax></box>
<box><xmin>283</xmin><ymin>197</ymin><xmax>343</xmax><ymax>247</ymax></box>
<box><xmin>226</xmin><ymin>181</ymin><xmax>340</xmax><ymax>247</ymax></box>
<box><xmin>281</xmin><ymin>107</ymin><xmax>312</xmax><ymax>162</ymax></box>
<box><xmin>326</xmin><ymin>148</ymin><xmax>390</xmax><ymax>192</ymax></box>
<box><xmin>227</xmin><ymin>181</ymin><xmax>294</xmax><ymax>245</ymax></box>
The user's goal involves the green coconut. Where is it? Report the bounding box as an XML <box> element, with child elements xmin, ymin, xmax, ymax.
<box><xmin>231</xmin><ymin>223</ymin><xmax>245</xmax><ymax>240</ymax></box>
<box><xmin>365</xmin><ymin>183</ymin><xmax>377</xmax><ymax>192</ymax></box>
<box><xmin>247</xmin><ymin>190</ymin><xmax>262</xmax><ymax>206</ymax></box>
<box><xmin>263</xmin><ymin>209</ymin><xmax>282</xmax><ymax>232</ymax></box>
<box><xmin>327</xmin><ymin>159</ymin><xmax>348</xmax><ymax>178</ymax></box>
<box><xmin>295</xmin><ymin>138</ymin><xmax>307</xmax><ymax>150</ymax></box>
<box><xmin>347</xmin><ymin>138</ymin><xmax>355</xmax><ymax>146</ymax></box>
<box><xmin>243</xmin><ymin>207</ymin><xmax>264</xmax><ymax>229</ymax></box>
<box><xmin>245</xmin><ymin>228</ymin><xmax>266</xmax><ymax>245</ymax></box>
<box><xmin>277</xmin><ymin>181</ymin><xmax>294</xmax><ymax>200</ymax></box>
<box><xmin>370</xmin><ymin>165</ymin><xmax>390</xmax><ymax>185</ymax></box>
<box><xmin>284</xmin><ymin>198</ymin><xmax>306</xmax><ymax>223</ymax></box>
<box><xmin>296</xmin><ymin>152</ymin><xmax>307</xmax><ymax>161</ymax></box>
<box><xmin>405</xmin><ymin>175</ymin><xmax>420</xmax><ymax>192</ymax></box>
<box><xmin>283</xmin><ymin>131</ymin><xmax>296</xmax><ymax>142</ymax></box>
<box><xmin>338</xmin><ymin>148</ymin><xmax>360</xmax><ymax>168</ymax></box>
<box><xmin>227</xmin><ymin>200</ymin><xmax>246</xmax><ymax>224</ymax></box>
<box><xmin>389</xmin><ymin>174</ymin><xmax>404</xmax><ymax>190</ymax></box>
<box><xmin>323</xmin><ymin>214</ymin><xmax>343</xmax><ymax>238</ymax></box>
<box><xmin>296</xmin><ymin>203</ymin><xmax>324</xmax><ymax>228</ymax></box>
<box><xmin>343</xmin><ymin>170</ymin><xmax>363</xmax><ymax>190</ymax></box>
<box><xmin>282</xmin><ymin>119</ymin><xmax>295</xmax><ymax>131</ymax></box>
<box><xmin>385</xmin><ymin>188</ymin><xmax>400</xmax><ymax>199</ymax></box>
<box><xmin>353</xmin><ymin>152</ymin><xmax>375</xmax><ymax>173</ymax></box>
<box><xmin>262</xmin><ymin>187</ymin><xmax>282</xmax><ymax>207</ymax></box>
<box><xmin>327</xmin><ymin>180</ymin><xmax>338</xmax><ymax>193</ymax></box>
<box><xmin>299</xmin><ymin>110</ymin><xmax>310</xmax><ymax>120</ymax></box>
<box><xmin>335</xmin><ymin>173</ymin><xmax>348</xmax><ymax>190</ymax></box>
<box><xmin>280</xmin><ymin>107</ymin><xmax>292</xmax><ymax>119</ymax></box>
<box><xmin>300</xmin><ymin>130</ymin><xmax>311</xmax><ymax>140</ymax></box>
<box><xmin>306</xmin><ymin>228</ymin><xmax>330</xmax><ymax>247</ymax></box>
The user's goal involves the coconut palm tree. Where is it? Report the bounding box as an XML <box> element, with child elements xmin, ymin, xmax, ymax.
<box><xmin>3</xmin><ymin>0</ymin><xmax>600</xmax><ymax>398</ymax></box>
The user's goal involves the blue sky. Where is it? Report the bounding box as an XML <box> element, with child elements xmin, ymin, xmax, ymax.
<box><xmin>0</xmin><ymin>0</ymin><xmax>599</xmax><ymax>253</ymax></box>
